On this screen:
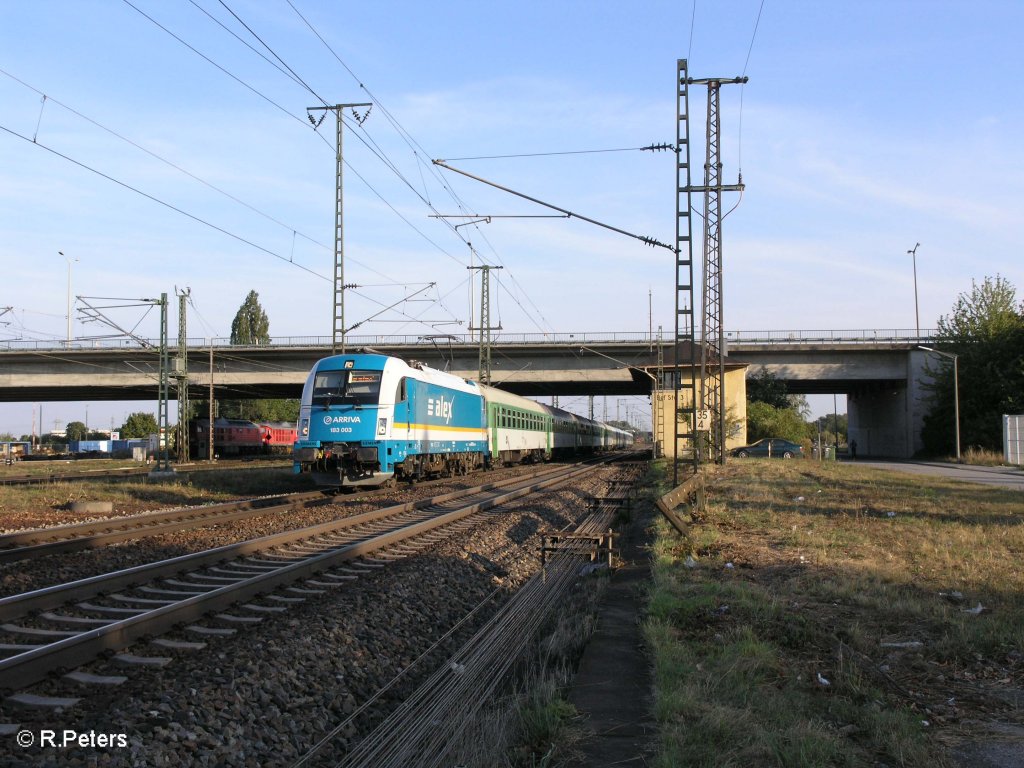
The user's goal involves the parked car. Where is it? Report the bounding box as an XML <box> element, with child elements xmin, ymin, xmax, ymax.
<box><xmin>730</xmin><ymin>438</ymin><xmax>803</xmax><ymax>459</ymax></box>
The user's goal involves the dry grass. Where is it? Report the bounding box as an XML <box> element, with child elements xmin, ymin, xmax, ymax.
<box><xmin>646</xmin><ymin>459</ymin><xmax>1024</xmax><ymax>767</ymax></box>
<box><xmin>0</xmin><ymin>467</ymin><xmax>312</xmax><ymax>531</ymax></box>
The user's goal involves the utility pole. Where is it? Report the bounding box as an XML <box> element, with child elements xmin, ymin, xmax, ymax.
<box><xmin>307</xmin><ymin>102</ymin><xmax>372</xmax><ymax>355</ymax></box>
<box><xmin>174</xmin><ymin>288</ymin><xmax>190</xmax><ymax>463</ymax></box>
<box><xmin>684</xmin><ymin>64</ymin><xmax>747</xmax><ymax>466</ymax></box>
<box><xmin>468</xmin><ymin>265</ymin><xmax>502</xmax><ymax>384</ymax></box>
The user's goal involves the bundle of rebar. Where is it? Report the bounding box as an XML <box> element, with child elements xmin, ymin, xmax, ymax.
<box><xmin>328</xmin><ymin>500</ymin><xmax>623</xmax><ymax>767</ymax></box>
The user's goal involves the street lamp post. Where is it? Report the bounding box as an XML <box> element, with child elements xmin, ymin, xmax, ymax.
<box><xmin>58</xmin><ymin>251</ymin><xmax>77</xmax><ymax>345</ymax></box>
<box><xmin>918</xmin><ymin>346</ymin><xmax>960</xmax><ymax>463</ymax></box>
<box><xmin>908</xmin><ymin>243</ymin><xmax>920</xmax><ymax>338</ymax></box>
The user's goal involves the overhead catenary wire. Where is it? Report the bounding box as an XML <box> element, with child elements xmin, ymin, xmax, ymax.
<box><xmin>122</xmin><ymin>0</ymin><xmax>471</xmax><ymax>278</ymax></box>
<box><xmin>285</xmin><ymin>0</ymin><xmax>557</xmax><ymax>334</ymax></box>
<box><xmin>0</xmin><ymin>122</ymin><xmax>331</xmax><ymax>283</ymax></box>
<box><xmin>737</xmin><ymin>0</ymin><xmax>766</xmax><ymax>174</ymax></box>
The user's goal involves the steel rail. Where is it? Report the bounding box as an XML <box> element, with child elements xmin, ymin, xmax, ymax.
<box><xmin>0</xmin><ymin>463</ymin><xmax>573</xmax><ymax>562</ymax></box>
<box><xmin>0</xmin><ymin>464</ymin><xmax>573</xmax><ymax>621</ymax></box>
<box><xmin>0</xmin><ymin>459</ymin><xmax>291</xmax><ymax>486</ymax></box>
<box><xmin>0</xmin><ymin>463</ymin><xmax>595</xmax><ymax>691</ymax></box>
<box><xmin>0</xmin><ymin>492</ymin><xmax>328</xmax><ymax>564</ymax></box>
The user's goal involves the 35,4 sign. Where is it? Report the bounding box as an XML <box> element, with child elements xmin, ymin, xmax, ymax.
<box><xmin>695</xmin><ymin>410</ymin><xmax>712</xmax><ymax>432</ymax></box>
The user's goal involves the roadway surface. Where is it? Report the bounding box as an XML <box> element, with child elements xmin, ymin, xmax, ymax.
<box><xmin>853</xmin><ymin>459</ymin><xmax>1024</xmax><ymax>492</ymax></box>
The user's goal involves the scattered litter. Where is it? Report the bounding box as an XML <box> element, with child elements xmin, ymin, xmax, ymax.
<box><xmin>579</xmin><ymin>562</ymin><xmax>608</xmax><ymax>576</ymax></box>
<box><xmin>961</xmin><ymin>602</ymin><xmax>985</xmax><ymax>615</ymax></box>
<box><xmin>880</xmin><ymin>641</ymin><xmax>924</xmax><ymax>649</ymax></box>
<box><xmin>887</xmin><ymin>511</ymin><xmax>896</xmax><ymax>518</ymax></box>
<box><xmin>799</xmin><ymin>555</ymin><xmax>806</xmax><ymax>563</ymax></box>
<box><xmin>939</xmin><ymin>590</ymin><xmax>964</xmax><ymax>602</ymax></box>
<box><xmin>816</xmin><ymin>489</ymin><xmax>822</xmax><ymax>494</ymax></box>
<box><xmin>921</xmin><ymin>720</ymin><xmax>930</xmax><ymax>727</ymax></box>
<box><xmin>724</xmin><ymin>562</ymin><xmax>734</xmax><ymax>569</ymax></box>
<box><xmin>816</xmin><ymin>672</ymin><xmax>831</xmax><ymax>687</ymax></box>
<box><xmin>713</xmin><ymin>605</ymin><xmax>730</xmax><ymax>616</ymax></box>
<box><xmin>795</xmin><ymin>496</ymin><xmax>805</xmax><ymax>502</ymax></box>
<box><xmin>684</xmin><ymin>556</ymin><xmax>698</xmax><ymax>569</ymax></box>
<box><xmin>449</xmin><ymin>661</ymin><xmax>466</xmax><ymax>675</ymax></box>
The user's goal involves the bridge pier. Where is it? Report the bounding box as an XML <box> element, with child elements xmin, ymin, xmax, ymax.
<box><xmin>847</xmin><ymin>350</ymin><xmax>934</xmax><ymax>459</ymax></box>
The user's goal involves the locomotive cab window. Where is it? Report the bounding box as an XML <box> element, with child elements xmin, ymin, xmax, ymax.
<box><xmin>312</xmin><ymin>370</ymin><xmax>382</xmax><ymax>406</ymax></box>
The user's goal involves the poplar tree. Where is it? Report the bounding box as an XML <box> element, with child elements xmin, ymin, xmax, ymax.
<box><xmin>230</xmin><ymin>290</ymin><xmax>270</xmax><ymax>346</ymax></box>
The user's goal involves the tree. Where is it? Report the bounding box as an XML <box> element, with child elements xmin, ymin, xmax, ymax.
<box><xmin>747</xmin><ymin>368</ymin><xmax>790</xmax><ymax>409</ymax></box>
<box><xmin>222</xmin><ymin>291</ymin><xmax>298</xmax><ymax>423</ymax></box>
<box><xmin>120</xmin><ymin>412</ymin><xmax>159</xmax><ymax>438</ymax></box>
<box><xmin>218</xmin><ymin>398</ymin><xmax>300</xmax><ymax>423</ymax></box>
<box><xmin>230</xmin><ymin>290</ymin><xmax>271</xmax><ymax>346</ymax></box>
<box><xmin>746</xmin><ymin>402</ymin><xmax>811</xmax><ymax>444</ymax></box>
<box><xmin>921</xmin><ymin>276</ymin><xmax>1024</xmax><ymax>454</ymax></box>
<box><xmin>814</xmin><ymin>413</ymin><xmax>847</xmax><ymax>446</ymax></box>
<box><xmin>65</xmin><ymin>421</ymin><xmax>88</xmax><ymax>441</ymax></box>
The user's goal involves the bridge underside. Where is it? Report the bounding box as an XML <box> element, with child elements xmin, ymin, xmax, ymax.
<box><xmin>776</xmin><ymin>378</ymin><xmax>906</xmax><ymax>396</ymax></box>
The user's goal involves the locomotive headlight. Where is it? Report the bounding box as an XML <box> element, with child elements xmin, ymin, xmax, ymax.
<box><xmin>299</xmin><ymin>418</ymin><xmax>309</xmax><ymax>438</ymax></box>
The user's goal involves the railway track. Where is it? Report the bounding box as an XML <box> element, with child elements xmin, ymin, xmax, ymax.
<box><xmin>0</xmin><ymin>458</ymin><xmax>290</xmax><ymax>486</ymax></box>
<box><xmin>0</xmin><ymin>491</ymin><xmax>329</xmax><ymax>564</ymax></box>
<box><xmin>0</xmin><ymin>461</ymin><xmax>599</xmax><ymax>695</ymax></box>
<box><xmin>0</xmin><ymin>463</ymin><xmax>579</xmax><ymax>564</ymax></box>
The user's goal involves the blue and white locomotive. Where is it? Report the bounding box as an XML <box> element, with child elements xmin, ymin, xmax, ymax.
<box><xmin>292</xmin><ymin>353</ymin><xmax>631</xmax><ymax>488</ymax></box>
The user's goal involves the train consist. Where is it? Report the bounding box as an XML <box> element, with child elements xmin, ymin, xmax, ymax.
<box><xmin>292</xmin><ymin>353</ymin><xmax>632</xmax><ymax>488</ymax></box>
<box><xmin>189</xmin><ymin>418</ymin><xmax>297</xmax><ymax>458</ymax></box>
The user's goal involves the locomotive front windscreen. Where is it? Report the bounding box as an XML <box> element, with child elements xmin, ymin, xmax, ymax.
<box><xmin>312</xmin><ymin>370</ymin><xmax>382</xmax><ymax>406</ymax></box>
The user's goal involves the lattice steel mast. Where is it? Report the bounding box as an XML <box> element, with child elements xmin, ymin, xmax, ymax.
<box><xmin>468</xmin><ymin>265</ymin><xmax>502</xmax><ymax>384</ymax></box>
<box><xmin>684</xmin><ymin>67</ymin><xmax>747</xmax><ymax>466</ymax></box>
<box><xmin>307</xmin><ymin>102</ymin><xmax>372</xmax><ymax>354</ymax></box>
<box><xmin>674</xmin><ymin>60</ymin><xmax>699</xmax><ymax>483</ymax></box>
<box><xmin>156</xmin><ymin>292</ymin><xmax>171</xmax><ymax>472</ymax></box>
<box><xmin>175</xmin><ymin>288</ymin><xmax>190</xmax><ymax>463</ymax></box>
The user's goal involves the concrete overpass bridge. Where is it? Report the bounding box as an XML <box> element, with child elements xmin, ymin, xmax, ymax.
<box><xmin>0</xmin><ymin>329</ymin><xmax>939</xmax><ymax>457</ymax></box>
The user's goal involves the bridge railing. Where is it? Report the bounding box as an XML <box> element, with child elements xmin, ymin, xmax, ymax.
<box><xmin>0</xmin><ymin>329</ymin><xmax>935</xmax><ymax>352</ymax></box>
<box><xmin>726</xmin><ymin>329</ymin><xmax>935</xmax><ymax>345</ymax></box>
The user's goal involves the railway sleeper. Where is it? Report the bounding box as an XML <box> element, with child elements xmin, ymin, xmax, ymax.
<box><xmin>214</xmin><ymin>613</ymin><xmax>263</xmax><ymax>624</ymax></box>
<box><xmin>241</xmin><ymin>603</ymin><xmax>287</xmax><ymax>613</ymax></box>
<box><xmin>184</xmin><ymin>626</ymin><xmax>236</xmax><ymax>637</ymax></box>
<box><xmin>150</xmin><ymin>639</ymin><xmax>207</xmax><ymax>650</ymax></box>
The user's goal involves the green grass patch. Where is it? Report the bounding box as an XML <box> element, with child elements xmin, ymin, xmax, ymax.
<box><xmin>644</xmin><ymin>459</ymin><xmax>1024</xmax><ymax>767</ymax></box>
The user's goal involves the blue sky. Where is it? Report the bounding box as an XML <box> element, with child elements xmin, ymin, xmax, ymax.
<box><xmin>2</xmin><ymin>0</ymin><xmax>1022</xmax><ymax>435</ymax></box>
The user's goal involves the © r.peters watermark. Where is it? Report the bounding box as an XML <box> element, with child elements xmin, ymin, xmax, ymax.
<box><xmin>15</xmin><ymin>729</ymin><xmax>128</xmax><ymax>748</ymax></box>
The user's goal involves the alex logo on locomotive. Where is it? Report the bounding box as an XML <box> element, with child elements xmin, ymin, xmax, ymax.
<box><xmin>427</xmin><ymin>396</ymin><xmax>454</xmax><ymax>424</ymax></box>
